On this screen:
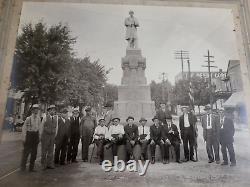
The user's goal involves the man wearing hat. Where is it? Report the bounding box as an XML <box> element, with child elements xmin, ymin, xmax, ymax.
<box><xmin>138</xmin><ymin>117</ymin><xmax>150</xmax><ymax>161</ymax></box>
<box><xmin>54</xmin><ymin>108</ymin><xmax>70</xmax><ymax>165</ymax></box>
<box><xmin>219</xmin><ymin>109</ymin><xmax>236</xmax><ymax>166</ymax></box>
<box><xmin>21</xmin><ymin>104</ymin><xmax>42</xmax><ymax>172</ymax></box>
<box><xmin>93</xmin><ymin>118</ymin><xmax>109</xmax><ymax>164</ymax></box>
<box><xmin>106</xmin><ymin>117</ymin><xmax>125</xmax><ymax>158</ymax></box>
<box><xmin>150</xmin><ymin>116</ymin><xmax>165</xmax><ymax>164</ymax></box>
<box><xmin>41</xmin><ymin>104</ymin><xmax>58</xmax><ymax>169</ymax></box>
<box><xmin>156</xmin><ymin>102</ymin><xmax>171</xmax><ymax>125</ymax></box>
<box><xmin>201</xmin><ymin>104</ymin><xmax>221</xmax><ymax>164</ymax></box>
<box><xmin>80</xmin><ymin>107</ymin><xmax>97</xmax><ymax>162</ymax></box>
<box><xmin>162</xmin><ymin>115</ymin><xmax>182</xmax><ymax>164</ymax></box>
<box><xmin>124</xmin><ymin>116</ymin><xmax>138</xmax><ymax>160</ymax></box>
<box><xmin>67</xmin><ymin>107</ymin><xmax>81</xmax><ymax>163</ymax></box>
<box><xmin>179</xmin><ymin>106</ymin><xmax>197</xmax><ymax>162</ymax></box>
<box><xmin>103</xmin><ymin>103</ymin><xmax>114</xmax><ymax>128</ymax></box>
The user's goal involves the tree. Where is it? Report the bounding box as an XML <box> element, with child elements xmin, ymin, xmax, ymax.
<box><xmin>15</xmin><ymin>21</ymin><xmax>76</xmax><ymax>105</ymax></box>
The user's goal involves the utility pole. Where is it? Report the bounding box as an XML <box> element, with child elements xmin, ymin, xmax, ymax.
<box><xmin>160</xmin><ymin>72</ymin><xmax>167</xmax><ymax>103</ymax></box>
<box><xmin>187</xmin><ymin>59</ymin><xmax>194</xmax><ymax>110</ymax></box>
<box><xmin>202</xmin><ymin>50</ymin><xmax>217</xmax><ymax>109</ymax></box>
<box><xmin>175</xmin><ymin>50</ymin><xmax>189</xmax><ymax>80</ymax></box>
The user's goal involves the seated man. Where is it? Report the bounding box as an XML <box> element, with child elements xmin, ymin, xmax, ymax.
<box><xmin>106</xmin><ymin>117</ymin><xmax>125</xmax><ymax>158</ymax></box>
<box><xmin>162</xmin><ymin>115</ymin><xmax>182</xmax><ymax>164</ymax></box>
<box><xmin>93</xmin><ymin>118</ymin><xmax>109</xmax><ymax>165</ymax></box>
<box><xmin>124</xmin><ymin>116</ymin><xmax>138</xmax><ymax>161</ymax></box>
<box><xmin>138</xmin><ymin>117</ymin><xmax>150</xmax><ymax>161</ymax></box>
<box><xmin>150</xmin><ymin>116</ymin><xmax>165</xmax><ymax>164</ymax></box>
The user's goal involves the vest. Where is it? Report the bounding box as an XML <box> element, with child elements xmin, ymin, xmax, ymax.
<box><xmin>43</xmin><ymin>115</ymin><xmax>57</xmax><ymax>135</ymax></box>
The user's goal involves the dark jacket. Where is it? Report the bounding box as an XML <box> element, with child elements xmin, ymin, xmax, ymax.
<box><xmin>150</xmin><ymin>124</ymin><xmax>164</xmax><ymax>142</ymax></box>
<box><xmin>55</xmin><ymin>117</ymin><xmax>70</xmax><ymax>145</ymax></box>
<box><xmin>69</xmin><ymin>116</ymin><xmax>81</xmax><ymax>137</ymax></box>
<box><xmin>179</xmin><ymin>113</ymin><xmax>197</xmax><ymax>139</ymax></box>
<box><xmin>156</xmin><ymin>109</ymin><xmax>171</xmax><ymax>124</ymax></box>
<box><xmin>162</xmin><ymin>123</ymin><xmax>181</xmax><ymax>143</ymax></box>
<box><xmin>124</xmin><ymin>124</ymin><xmax>138</xmax><ymax>141</ymax></box>
<box><xmin>220</xmin><ymin>117</ymin><xmax>235</xmax><ymax>144</ymax></box>
<box><xmin>80</xmin><ymin>115</ymin><xmax>97</xmax><ymax>137</ymax></box>
<box><xmin>201</xmin><ymin>113</ymin><xmax>220</xmax><ymax>141</ymax></box>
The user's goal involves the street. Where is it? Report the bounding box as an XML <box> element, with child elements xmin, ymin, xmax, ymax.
<box><xmin>0</xmin><ymin>123</ymin><xmax>250</xmax><ymax>187</ymax></box>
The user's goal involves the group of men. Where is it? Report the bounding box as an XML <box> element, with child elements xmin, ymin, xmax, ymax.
<box><xmin>20</xmin><ymin>102</ymin><xmax>236</xmax><ymax>172</ymax></box>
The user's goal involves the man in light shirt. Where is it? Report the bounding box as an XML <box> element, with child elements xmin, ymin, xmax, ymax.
<box><xmin>179</xmin><ymin>106</ymin><xmax>197</xmax><ymax>162</ymax></box>
<box><xmin>201</xmin><ymin>105</ymin><xmax>220</xmax><ymax>164</ymax></box>
<box><xmin>138</xmin><ymin>117</ymin><xmax>150</xmax><ymax>161</ymax></box>
<box><xmin>106</xmin><ymin>117</ymin><xmax>125</xmax><ymax>158</ymax></box>
<box><xmin>21</xmin><ymin>104</ymin><xmax>42</xmax><ymax>172</ymax></box>
<box><xmin>93</xmin><ymin>118</ymin><xmax>109</xmax><ymax>165</ymax></box>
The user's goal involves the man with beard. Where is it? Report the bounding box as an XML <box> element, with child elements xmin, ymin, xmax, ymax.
<box><xmin>124</xmin><ymin>116</ymin><xmax>138</xmax><ymax>161</ymax></box>
<box><xmin>179</xmin><ymin>106</ymin><xmax>197</xmax><ymax>162</ymax></box>
<box><xmin>162</xmin><ymin>115</ymin><xmax>182</xmax><ymax>164</ymax></box>
<box><xmin>67</xmin><ymin>107</ymin><xmax>81</xmax><ymax>163</ymax></box>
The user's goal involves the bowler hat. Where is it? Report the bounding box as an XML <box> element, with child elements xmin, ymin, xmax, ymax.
<box><xmin>139</xmin><ymin>117</ymin><xmax>147</xmax><ymax>122</ymax></box>
<box><xmin>166</xmin><ymin>115</ymin><xmax>172</xmax><ymax>120</ymax></box>
<box><xmin>126</xmin><ymin>116</ymin><xmax>134</xmax><ymax>121</ymax></box>
<box><xmin>152</xmin><ymin>116</ymin><xmax>159</xmax><ymax>121</ymax></box>
<box><xmin>98</xmin><ymin>118</ymin><xmax>105</xmax><ymax>122</ymax></box>
<box><xmin>85</xmin><ymin>107</ymin><xmax>91</xmax><ymax>112</ymax></box>
<box><xmin>32</xmin><ymin>104</ymin><xmax>40</xmax><ymax>109</ymax></box>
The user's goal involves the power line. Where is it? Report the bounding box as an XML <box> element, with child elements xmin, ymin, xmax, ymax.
<box><xmin>174</xmin><ymin>50</ymin><xmax>189</xmax><ymax>80</ymax></box>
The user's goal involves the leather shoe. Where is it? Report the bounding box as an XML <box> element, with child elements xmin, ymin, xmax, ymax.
<box><xmin>208</xmin><ymin>160</ymin><xmax>214</xmax><ymax>163</ymax></box>
<box><xmin>190</xmin><ymin>158</ymin><xmax>197</xmax><ymax>162</ymax></box>
<box><xmin>151</xmin><ymin>157</ymin><xmax>155</xmax><ymax>164</ymax></box>
<box><xmin>230</xmin><ymin>163</ymin><xmax>236</xmax><ymax>167</ymax></box>
<box><xmin>221</xmin><ymin>162</ymin><xmax>228</xmax><ymax>166</ymax></box>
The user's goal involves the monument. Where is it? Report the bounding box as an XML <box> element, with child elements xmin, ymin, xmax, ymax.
<box><xmin>114</xmin><ymin>10</ymin><xmax>156</xmax><ymax>122</ymax></box>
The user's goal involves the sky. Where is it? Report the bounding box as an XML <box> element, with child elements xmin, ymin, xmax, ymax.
<box><xmin>18</xmin><ymin>2</ymin><xmax>239</xmax><ymax>85</ymax></box>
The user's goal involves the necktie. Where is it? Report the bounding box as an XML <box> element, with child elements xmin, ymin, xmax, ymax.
<box><xmin>208</xmin><ymin>114</ymin><xmax>210</xmax><ymax>127</ymax></box>
<box><xmin>143</xmin><ymin>126</ymin><xmax>144</xmax><ymax>135</ymax></box>
<box><xmin>52</xmin><ymin>116</ymin><xmax>54</xmax><ymax>123</ymax></box>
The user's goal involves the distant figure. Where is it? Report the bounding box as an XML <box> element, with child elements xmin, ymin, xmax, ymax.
<box><xmin>125</xmin><ymin>10</ymin><xmax>139</xmax><ymax>48</ymax></box>
<box><xmin>220</xmin><ymin>109</ymin><xmax>236</xmax><ymax>167</ymax></box>
<box><xmin>156</xmin><ymin>102</ymin><xmax>171</xmax><ymax>125</ymax></box>
<box><xmin>104</xmin><ymin>103</ymin><xmax>114</xmax><ymax>128</ymax></box>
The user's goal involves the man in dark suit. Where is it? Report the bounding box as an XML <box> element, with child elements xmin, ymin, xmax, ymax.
<box><xmin>67</xmin><ymin>107</ymin><xmax>81</xmax><ymax>163</ymax></box>
<box><xmin>150</xmin><ymin>116</ymin><xmax>165</xmax><ymax>164</ymax></box>
<box><xmin>179</xmin><ymin>106</ymin><xmax>197</xmax><ymax>162</ymax></box>
<box><xmin>201</xmin><ymin>105</ymin><xmax>221</xmax><ymax>164</ymax></box>
<box><xmin>156</xmin><ymin>102</ymin><xmax>171</xmax><ymax>125</ymax></box>
<box><xmin>162</xmin><ymin>115</ymin><xmax>182</xmax><ymax>163</ymax></box>
<box><xmin>124</xmin><ymin>116</ymin><xmax>138</xmax><ymax>161</ymax></box>
<box><xmin>54</xmin><ymin>108</ymin><xmax>70</xmax><ymax>165</ymax></box>
<box><xmin>220</xmin><ymin>109</ymin><xmax>236</xmax><ymax>166</ymax></box>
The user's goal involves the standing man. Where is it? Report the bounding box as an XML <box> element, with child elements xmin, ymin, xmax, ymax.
<box><xmin>124</xmin><ymin>116</ymin><xmax>138</xmax><ymax>161</ymax></box>
<box><xmin>20</xmin><ymin>104</ymin><xmax>42</xmax><ymax>172</ymax></box>
<box><xmin>156</xmin><ymin>102</ymin><xmax>171</xmax><ymax>125</ymax></box>
<box><xmin>124</xmin><ymin>10</ymin><xmax>139</xmax><ymax>48</ymax></box>
<box><xmin>106</xmin><ymin>117</ymin><xmax>125</xmax><ymax>158</ymax></box>
<box><xmin>150</xmin><ymin>116</ymin><xmax>165</xmax><ymax>164</ymax></box>
<box><xmin>220</xmin><ymin>109</ymin><xmax>236</xmax><ymax>166</ymax></box>
<box><xmin>104</xmin><ymin>103</ymin><xmax>114</xmax><ymax>128</ymax></box>
<box><xmin>201</xmin><ymin>105</ymin><xmax>221</xmax><ymax>164</ymax></box>
<box><xmin>67</xmin><ymin>107</ymin><xmax>81</xmax><ymax>163</ymax></box>
<box><xmin>41</xmin><ymin>105</ymin><xmax>58</xmax><ymax>170</ymax></box>
<box><xmin>138</xmin><ymin>117</ymin><xmax>150</xmax><ymax>161</ymax></box>
<box><xmin>80</xmin><ymin>107</ymin><xmax>97</xmax><ymax>162</ymax></box>
<box><xmin>162</xmin><ymin>115</ymin><xmax>182</xmax><ymax>164</ymax></box>
<box><xmin>179</xmin><ymin>106</ymin><xmax>197</xmax><ymax>162</ymax></box>
<box><xmin>54</xmin><ymin>108</ymin><xmax>70</xmax><ymax>166</ymax></box>
<box><xmin>93</xmin><ymin>118</ymin><xmax>109</xmax><ymax>164</ymax></box>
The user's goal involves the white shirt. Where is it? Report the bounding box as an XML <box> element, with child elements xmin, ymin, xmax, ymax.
<box><xmin>206</xmin><ymin>114</ymin><xmax>212</xmax><ymax>129</ymax></box>
<box><xmin>22</xmin><ymin>114</ymin><xmax>42</xmax><ymax>141</ymax></box>
<box><xmin>138</xmin><ymin>125</ymin><xmax>150</xmax><ymax>140</ymax></box>
<box><xmin>93</xmin><ymin>125</ymin><xmax>109</xmax><ymax>140</ymax></box>
<box><xmin>184</xmin><ymin>114</ymin><xmax>190</xmax><ymax>127</ymax></box>
<box><xmin>108</xmin><ymin>124</ymin><xmax>124</xmax><ymax>140</ymax></box>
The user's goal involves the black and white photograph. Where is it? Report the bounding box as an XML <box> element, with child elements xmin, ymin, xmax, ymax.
<box><xmin>1</xmin><ymin>0</ymin><xmax>250</xmax><ymax>186</ymax></box>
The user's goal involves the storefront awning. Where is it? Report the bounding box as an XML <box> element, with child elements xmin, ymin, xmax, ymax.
<box><xmin>223</xmin><ymin>91</ymin><xmax>244</xmax><ymax>108</ymax></box>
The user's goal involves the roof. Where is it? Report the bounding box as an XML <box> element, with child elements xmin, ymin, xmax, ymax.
<box><xmin>223</xmin><ymin>91</ymin><xmax>244</xmax><ymax>108</ymax></box>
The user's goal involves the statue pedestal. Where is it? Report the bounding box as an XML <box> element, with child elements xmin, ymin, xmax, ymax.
<box><xmin>114</xmin><ymin>48</ymin><xmax>155</xmax><ymax>122</ymax></box>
